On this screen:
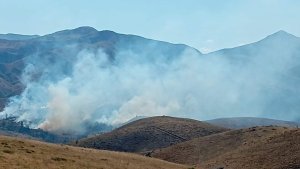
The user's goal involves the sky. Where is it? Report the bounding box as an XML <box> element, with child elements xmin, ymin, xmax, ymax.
<box><xmin>0</xmin><ymin>0</ymin><xmax>299</xmax><ymax>53</ymax></box>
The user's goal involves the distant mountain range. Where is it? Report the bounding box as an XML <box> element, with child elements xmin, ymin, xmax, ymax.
<box><xmin>0</xmin><ymin>26</ymin><xmax>198</xmax><ymax>111</ymax></box>
<box><xmin>0</xmin><ymin>27</ymin><xmax>300</xmax><ymax>127</ymax></box>
<box><xmin>1</xmin><ymin>27</ymin><xmax>300</xmax><ymax>169</ymax></box>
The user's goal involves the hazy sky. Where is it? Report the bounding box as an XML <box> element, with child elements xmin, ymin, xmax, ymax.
<box><xmin>0</xmin><ymin>0</ymin><xmax>299</xmax><ymax>53</ymax></box>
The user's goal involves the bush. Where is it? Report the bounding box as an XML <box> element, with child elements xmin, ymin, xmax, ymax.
<box><xmin>51</xmin><ymin>157</ymin><xmax>67</xmax><ymax>161</ymax></box>
<box><xmin>3</xmin><ymin>149</ymin><xmax>14</xmax><ymax>154</ymax></box>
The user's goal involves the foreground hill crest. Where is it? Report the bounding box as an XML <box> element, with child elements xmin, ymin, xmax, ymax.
<box><xmin>75</xmin><ymin>116</ymin><xmax>228</xmax><ymax>153</ymax></box>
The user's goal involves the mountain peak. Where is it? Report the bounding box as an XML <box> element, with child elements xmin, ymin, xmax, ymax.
<box><xmin>46</xmin><ymin>26</ymin><xmax>99</xmax><ymax>38</ymax></box>
<box><xmin>266</xmin><ymin>30</ymin><xmax>297</xmax><ymax>40</ymax></box>
<box><xmin>274</xmin><ymin>30</ymin><xmax>289</xmax><ymax>35</ymax></box>
<box><xmin>72</xmin><ymin>26</ymin><xmax>98</xmax><ymax>34</ymax></box>
<box><xmin>273</xmin><ymin>30</ymin><xmax>294</xmax><ymax>37</ymax></box>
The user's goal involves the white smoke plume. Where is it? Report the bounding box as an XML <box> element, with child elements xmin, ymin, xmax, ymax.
<box><xmin>1</xmin><ymin>31</ymin><xmax>300</xmax><ymax>133</ymax></box>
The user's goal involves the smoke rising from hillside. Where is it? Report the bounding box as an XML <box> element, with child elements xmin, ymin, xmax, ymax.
<box><xmin>2</xmin><ymin>33</ymin><xmax>300</xmax><ymax>133</ymax></box>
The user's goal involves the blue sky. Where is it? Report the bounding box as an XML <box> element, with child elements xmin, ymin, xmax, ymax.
<box><xmin>0</xmin><ymin>0</ymin><xmax>299</xmax><ymax>53</ymax></box>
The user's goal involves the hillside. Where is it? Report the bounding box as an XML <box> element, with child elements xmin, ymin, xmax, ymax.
<box><xmin>75</xmin><ymin>116</ymin><xmax>228</xmax><ymax>153</ymax></box>
<box><xmin>206</xmin><ymin>30</ymin><xmax>300</xmax><ymax>122</ymax></box>
<box><xmin>0</xmin><ymin>135</ymin><xmax>188</xmax><ymax>169</ymax></box>
<box><xmin>206</xmin><ymin>117</ymin><xmax>299</xmax><ymax>129</ymax></box>
<box><xmin>0</xmin><ymin>26</ymin><xmax>199</xmax><ymax>111</ymax></box>
<box><xmin>152</xmin><ymin>126</ymin><xmax>300</xmax><ymax>169</ymax></box>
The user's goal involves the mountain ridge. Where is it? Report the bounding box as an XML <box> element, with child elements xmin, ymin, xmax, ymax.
<box><xmin>1</xmin><ymin>27</ymin><xmax>300</xmax><ymax>131</ymax></box>
<box><xmin>0</xmin><ymin>33</ymin><xmax>39</xmax><ymax>41</ymax></box>
<box><xmin>2</xmin><ymin>28</ymin><xmax>298</xmax><ymax>54</ymax></box>
<box><xmin>208</xmin><ymin>30</ymin><xmax>300</xmax><ymax>55</ymax></box>
<box><xmin>206</xmin><ymin>117</ymin><xmax>299</xmax><ymax>129</ymax></box>
<box><xmin>0</xmin><ymin>26</ymin><xmax>200</xmax><ymax>112</ymax></box>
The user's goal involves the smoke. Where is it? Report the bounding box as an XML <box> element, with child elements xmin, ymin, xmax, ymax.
<box><xmin>1</xmin><ymin>32</ymin><xmax>300</xmax><ymax>133</ymax></box>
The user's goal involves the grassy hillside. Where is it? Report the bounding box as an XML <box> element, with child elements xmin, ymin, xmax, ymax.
<box><xmin>153</xmin><ymin>126</ymin><xmax>300</xmax><ymax>169</ymax></box>
<box><xmin>75</xmin><ymin>116</ymin><xmax>228</xmax><ymax>153</ymax></box>
<box><xmin>206</xmin><ymin>117</ymin><xmax>299</xmax><ymax>129</ymax></box>
<box><xmin>0</xmin><ymin>135</ymin><xmax>188</xmax><ymax>169</ymax></box>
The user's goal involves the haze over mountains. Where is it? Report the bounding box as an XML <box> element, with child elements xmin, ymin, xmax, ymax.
<box><xmin>0</xmin><ymin>27</ymin><xmax>300</xmax><ymax>134</ymax></box>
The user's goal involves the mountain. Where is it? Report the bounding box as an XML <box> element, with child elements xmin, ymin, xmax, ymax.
<box><xmin>1</xmin><ymin>27</ymin><xmax>300</xmax><ymax>133</ymax></box>
<box><xmin>206</xmin><ymin>117</ymin><xmax>299</xmax><ymax>129</ymax></box>
<box><xmin>0</xmin><ymin>135</ymin><xmax>187</xmax><ymax>169</ymax></box>
<box><xmin>152</xmin><ymin>126</ymin><xmax>300</xmax><ymax>169</ymax></box>
<box><xmin>209</xmin><ymin>30</ymin><xmax>300</xmax><ymax>62</ymax></box>
<box><xmin>0</xmin><ymin>26</ymin><xmax>199</xmax><ymax>111</ymax></box>
<box><xmin>74</xmin><ymin>116</ymin><xmax>228</xmax><ymax>153</ymax></box>
<box><xmin>204</xmin><ymin>30</ymin><xmax>300</xmax><ymax>121</ymax></box>
<box><xmin>0</xmin><ymin>33</ymin><xmax>39</xmax><ymax>41</ymax></box>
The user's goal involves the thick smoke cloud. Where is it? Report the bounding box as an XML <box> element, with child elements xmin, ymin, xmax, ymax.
<box><xmin>1</xmin><ymin>32</ymin><xmax>300</xmax><ymax>133</ymax></box>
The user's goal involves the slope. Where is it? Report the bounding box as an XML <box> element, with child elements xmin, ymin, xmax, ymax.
<box><xmin>0</xmin><ymin>135</ymin><xmax>188</xmax><ymax>169</ymax></box>
<box><xmin>205</xmin><ymin>31</ymin><xmax>300</xmax><ymax>121</ymax></box>
<box><xmin>75</xmin><ymin>116</ymin><xmax>228</xmax><ymax>153</ymax></box>
<box><xmin>152</xmin><ymin>126</ymin><xmax>300</xmax><ymax>169</ymax></box>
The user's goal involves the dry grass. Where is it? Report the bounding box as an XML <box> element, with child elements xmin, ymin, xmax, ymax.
<box><xmin>0</xmin><ymin>135</ymin><xmax>189</xmax><ymax>169</ymax></box>
<box><xmin>153</xmin><ymin>126</ymin><xmax>300</xmax><ymax>169</ymax></box>
<box><xmin>76</xmin><ymin>116</ymin><xmax>228</xmax><ymax>153</ymax></box>
<box><xmin>206</xmin><ymin>117</ymin><xmax>299</xmax><ymax>129</ymax></box>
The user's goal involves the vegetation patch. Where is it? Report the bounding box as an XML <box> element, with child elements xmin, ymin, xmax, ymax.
<box><xmin>3</xmin><ymin>149</ymin><xmax>14</xmax><ymax>154</ymax></box>
<box><xmin>25</xmin><ymin>149</ymin><xmax>35</xmax><ymax>153</ymax></box>
<box><xmin>51</xmin><ymin>157</ymin><xmax>67</xmax><ymax>161</ymax></box>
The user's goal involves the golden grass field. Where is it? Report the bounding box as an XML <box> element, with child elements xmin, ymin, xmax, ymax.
<box><xmin>153</xmin><ymin>126</ymin><xmax>300</xmax><ymax>169</ymax></box>
<box><xmin>0</xmin><ymin>135</ymin><xmax>189</xmax><ymax>169</ymax></box>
